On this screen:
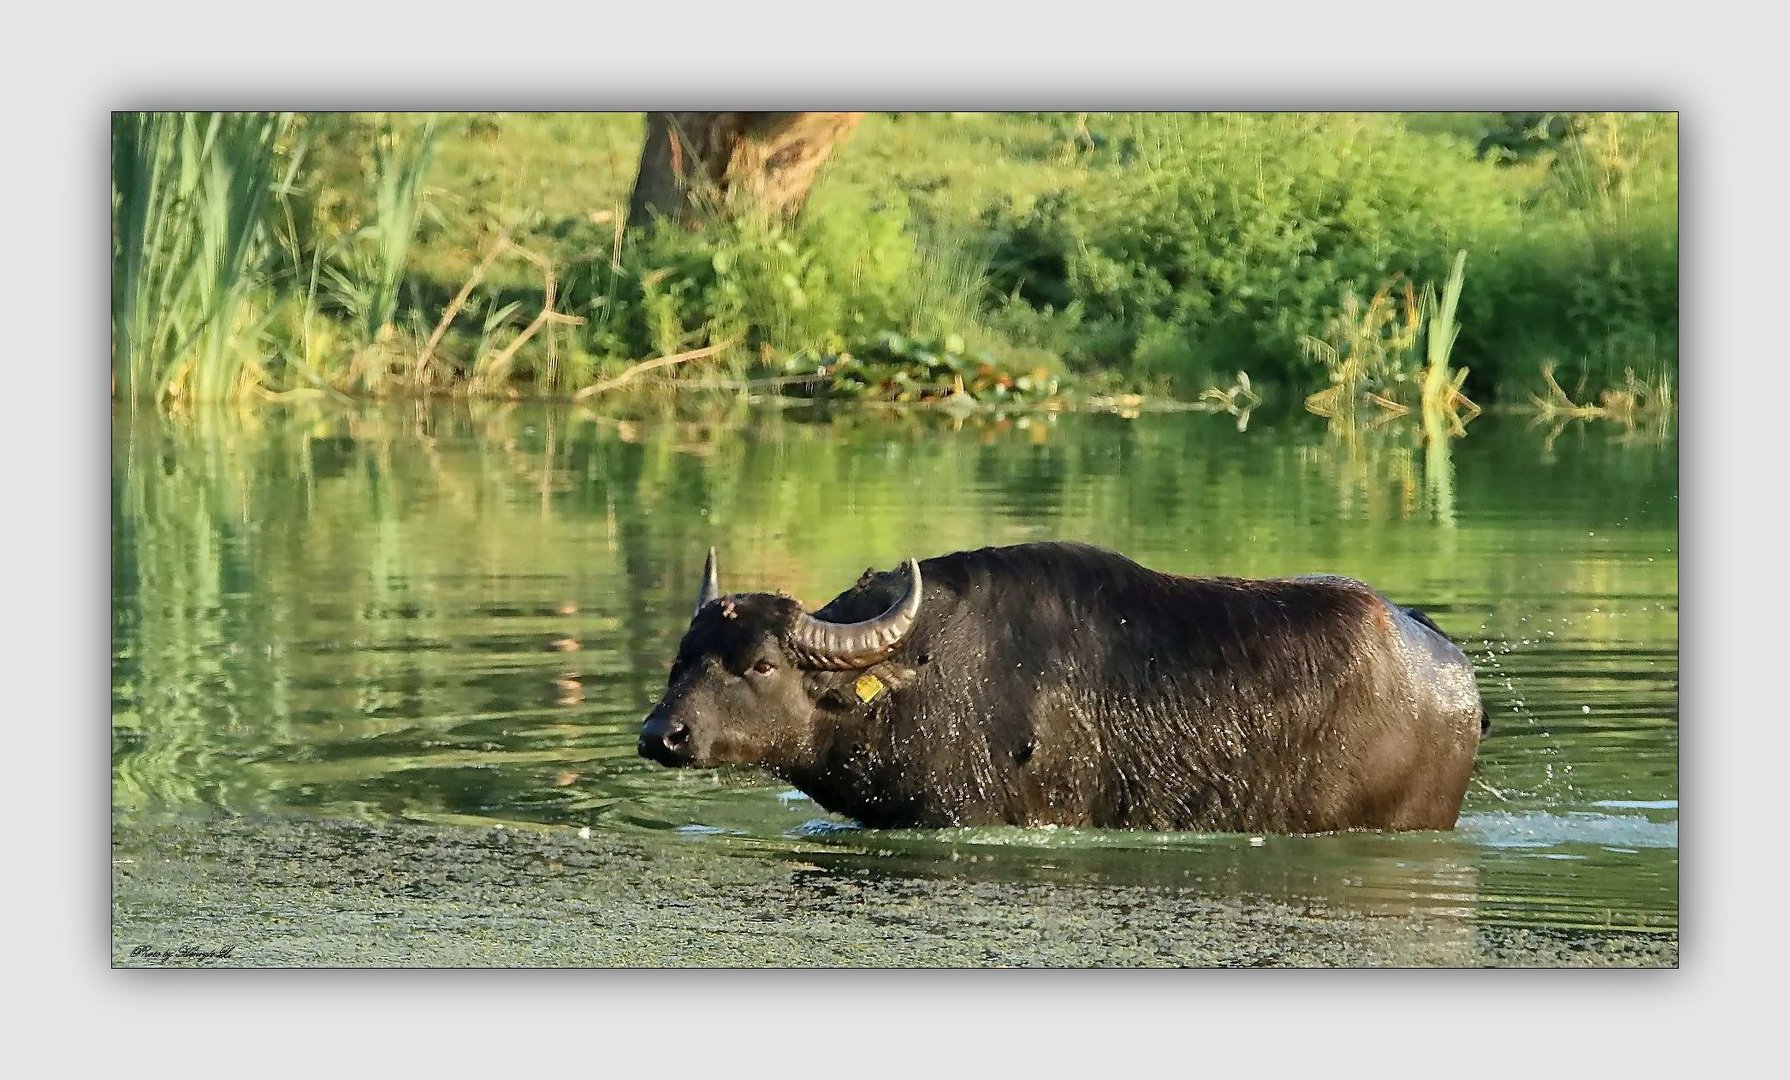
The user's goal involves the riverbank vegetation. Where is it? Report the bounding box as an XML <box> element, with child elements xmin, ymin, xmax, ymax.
<box><xmin>111</xmin><ymin>112</ymin><xmax>1676</xmax><ymax>411</ymax></box>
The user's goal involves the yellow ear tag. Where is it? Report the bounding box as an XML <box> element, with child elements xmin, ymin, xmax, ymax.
<box><xmin>854</xmin><ymin>674</ymin><xmax>885</xmax><ymax>704</ymax></box>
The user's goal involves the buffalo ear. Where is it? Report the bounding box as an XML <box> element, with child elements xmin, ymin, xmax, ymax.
<box><xmin>867</xmin><ymin>660</ymin><xmax>920</xmax><ymax>689</ymax></box>
<box><xmin>810</xmin><ymin>660</ymin><xmax>920</xmax><ymax>711</ymax></box>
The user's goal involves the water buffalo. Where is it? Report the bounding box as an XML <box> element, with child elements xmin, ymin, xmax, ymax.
<box><xmin>638</xmin><ymin>542</ymin><xmax>1484</xmax><ymax>833</ymax></box>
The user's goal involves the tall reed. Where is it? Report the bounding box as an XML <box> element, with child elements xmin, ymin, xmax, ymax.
<box><xmin>112</xmin><ymin>112</ymin><xmax>295</xmax><ymax>404</ymax></box>
<box><xmin>325</xmin><ymin>116</ymin><xmax>439</xmax><ymax>350</ymax></box>
<box><xmin>1421</xmin><ymin>250</ymin><xmax>1468</xmax><ymax>407</ymax></box>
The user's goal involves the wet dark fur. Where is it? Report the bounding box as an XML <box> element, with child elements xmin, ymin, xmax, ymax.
<box><xmin>655</xmin><ymin>542</ymin><xmax>1485</xmax><ymax>833</ymax></box>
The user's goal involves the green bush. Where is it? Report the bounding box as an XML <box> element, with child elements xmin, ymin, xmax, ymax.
<box><xmin>1452</xmin><ymin>113</ymin><xmax>1678</xmax><ymax>395</ymax></box>
<box><xmin>981</xmin><ymin>113</ymin><xmax>1676</xmax><ymax>398</ymax></box>
<box><xmin>559</xmin><ymin>189</ymin><xmax>994</xmax><ymax>382</ymax></box>
<box><xmin>980</xmin><ymin>115</ymin><xmax>1517</xmax><ymax>392</ymax></box>
<box><xmin>1464</xmin><ymin>201</ymin><xmax>1677</xmax><ymax>396</ymax></box>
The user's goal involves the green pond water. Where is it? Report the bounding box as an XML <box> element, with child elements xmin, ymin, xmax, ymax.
<box><xmin>111</xmin><ymin>401</ymin><xmax>1678</xmax><ymax>934</ymax></box>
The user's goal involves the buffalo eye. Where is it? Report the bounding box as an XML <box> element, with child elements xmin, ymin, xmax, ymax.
<box><xmin>750</xmin><ymin>658</ymin><xmax>777</xmax><ymax>676</ymax></box>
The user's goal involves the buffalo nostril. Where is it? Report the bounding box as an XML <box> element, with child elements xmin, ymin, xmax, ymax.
<box><xmin>638</xmin><ymin>714</ymin><xmax>694</xmax><ymax>765</ymax></box>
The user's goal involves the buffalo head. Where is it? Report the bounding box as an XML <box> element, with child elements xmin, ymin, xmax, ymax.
<box><xmin>637</xmin><ymin>549</ymin><xmax>923</xmax><ymax>773</ymax></box>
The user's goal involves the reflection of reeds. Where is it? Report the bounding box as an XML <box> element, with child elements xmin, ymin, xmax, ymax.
<box><xmin>1421</xmin><ymin>401</ymin><xmax>1458</xmax><ymax>529</ymax></box>
<box><xmin>1296</xmin><ymin>414</ymin><xmax>1421</xmax><ymax>522</ymax></box>
<box><xmin>113</xmin><ymin>408</ymin><xmax>291</xmax><ymax>810</ymax></box>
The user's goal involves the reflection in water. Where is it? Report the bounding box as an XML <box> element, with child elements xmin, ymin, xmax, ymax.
<box><xmin>1422</xmin><ymin>402</ymin><xmax>1459</xmax><ymax>529</ymax></box>
<box><xmin>112</xmin><ymin>400</ymin><xmax>1678</xmax><ymax>933</ymax></box>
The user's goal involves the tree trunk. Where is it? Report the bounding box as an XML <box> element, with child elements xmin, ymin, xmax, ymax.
<box><xmin>626</xmin><ymin>112</ymin><xmax>864</xmax><ymax>230</ymax></box>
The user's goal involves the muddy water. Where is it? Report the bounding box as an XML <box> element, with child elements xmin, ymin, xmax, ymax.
<box><xmin>111</xmin><ymin>401</ymin><xmax>1677</xmax><ymax>944</ymax></box>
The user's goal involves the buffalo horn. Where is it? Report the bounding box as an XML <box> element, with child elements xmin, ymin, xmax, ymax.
<box><xmin>693</xmin><ymin>547</ymin><xmax>721</xmax><ymax>618</ymax></box>
<box><xmin>787</xmin><ymin>558</ymin><xmax>923</xmax><ymax>670</ymax></box>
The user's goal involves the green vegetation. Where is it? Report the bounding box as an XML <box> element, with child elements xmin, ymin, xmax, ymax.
<box><xmin>111</xmin><ymin>112</ymin><xmax>1677</xmax><ymax>408</ymax></box>
<box><xmin>324</xmin><ymin>118</ymin><xmax>439</xmax><ymax>351</ymax></box>
<box><xmin>111</xmin><ymin>112</ymin><xmax>299</xmax><ymax>404</ymax></box>
<box><xmin>1302</xmin><ymin>249</ymin><xmax>1479</xmax><ymax>432</ymax></box>
<box><xmin>807</xmin><ymin>331</ymin><xmax>1066</xmax><ymax>404</ymax></box>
